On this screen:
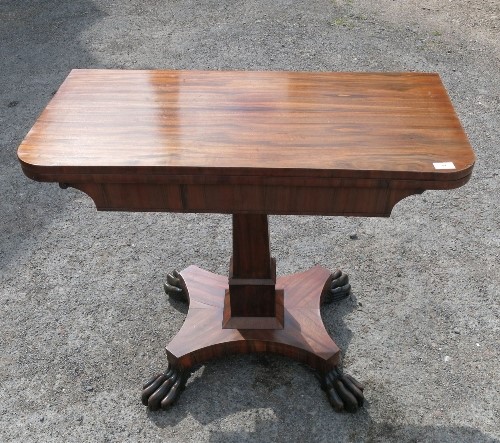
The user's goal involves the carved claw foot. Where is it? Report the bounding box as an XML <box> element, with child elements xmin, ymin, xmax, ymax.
<box><xmin>141</xmin><ymin>365</ymin><xmax>188</xmax><ymax>411</ymax></box>
<box><xmin>321</xmin><ymin>367</ymin><xmax>364</xmax><ymax>413</ymax></box>
<box><xmin>163</xmin><ymin>270</ymin><xmax>188</xmax><ymax>302</ymax></box>
<box><xmin>323</xmin><ymin>270</ymin><xmax>351</xmax><ymax>304</ymax></box>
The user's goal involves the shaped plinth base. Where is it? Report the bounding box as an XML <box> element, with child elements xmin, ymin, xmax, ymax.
<box><xmin>166</xmin><ymin>265</ymin><xmax>341</xmax><ymax>375</ymax></box>
<box><xmin>142</xmin><ymin>265</ymin><xmax>363</xmax><ymax>412</ymax></box>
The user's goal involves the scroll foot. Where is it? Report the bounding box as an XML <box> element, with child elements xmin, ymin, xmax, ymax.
<box><xmin>321</xmin><ymin>367</ymin><xmax>364</xmax><ymax>413</ymax></box>
<box><xmin>141</xmin><ymin>365</ymin><xmax>188</xmax><ymax>410</ymax></box>
<box><xmin>163</xmin><ymin>270</ymin><xmax>188</xmax><ymax>303</ymax></box>
<box><xmin>322</xmin><ymin>270</ymin><xmax>351</xmax><ymax>304</ymax></box>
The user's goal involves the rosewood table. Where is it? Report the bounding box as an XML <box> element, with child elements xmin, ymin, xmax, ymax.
<box><xmin>18</xmin><ymin>69</ymin><xmax>475</xmax><ymax>413</ymax></box>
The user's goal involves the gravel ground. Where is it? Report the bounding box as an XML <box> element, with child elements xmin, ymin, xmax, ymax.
<box><xmin>1</xmin><ymin>1</ymin><xmax>499</xmax><ymax>442</ymax></box>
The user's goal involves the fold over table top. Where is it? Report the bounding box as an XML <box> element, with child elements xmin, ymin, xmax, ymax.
<box><xmin>18</xmin><ymin>70</ymin><xmax>475</xmax><ymax>215</ymax></box>
<box><xmin>18</xmin><ymin>69</ymin><xmax>474</xmax><ymax>185</ymax></box>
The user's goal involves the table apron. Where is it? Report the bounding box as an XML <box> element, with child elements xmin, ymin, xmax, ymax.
<box><xmin>63</xmin><ymin>181</ymin><xmax>427</xmax><ymax>216</ymax></box>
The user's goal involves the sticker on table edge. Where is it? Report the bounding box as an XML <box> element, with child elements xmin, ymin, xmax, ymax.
<box><xmin>433</xmin><ymin>162</ymin><xmax>456</xmax><ymax>170</ymax></box>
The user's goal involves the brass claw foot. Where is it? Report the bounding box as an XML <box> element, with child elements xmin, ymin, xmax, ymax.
<box><xmin>163</xmin><ymin>270</ymin><xmax>188</xmax><ymax>302</ymax></box>
<box><xmin>323</xmin><ymin>270</ymin><xmax>351</xmax><ymax>304</ymax></box>
<box><xmin>322</xmin><ymin>367</ymin><xmax>364</xmax><ymax>413</ymax></box>
<box><xmin>141</xmin><ymin>365</ymin><xmax>188</xmax><ymax>411</ymax></box>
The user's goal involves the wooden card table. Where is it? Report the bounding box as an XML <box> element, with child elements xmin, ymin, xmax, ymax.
<box><xmin>18</xmin><ymin>69</ymin><xmax>475</xmax><ymax>413</ymax></box>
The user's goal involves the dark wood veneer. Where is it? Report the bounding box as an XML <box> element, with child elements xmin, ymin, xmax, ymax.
<box><xmin>17</xmin><ymin>70</ymin><xmax>475</xmax><ymax>412</ymax></box>
<box><xmin>18</xmin><ymin>70</ymin><xmax>474</xmax><ymax>217</ymax></box>
<box><xmin>20</xmin><ymin>70</ymin><xmax>474</xmax><ymax>175</ymax></box>
<box><xmin>166</xmin><ymin>265</ymin><xmax>340</xmax><ymax>373</ymax></box>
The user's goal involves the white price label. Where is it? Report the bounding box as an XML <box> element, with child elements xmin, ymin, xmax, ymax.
<box><xmin>433</xmin><ymin>162</ymin><xmax>456</xmax><ymax>170</ymax></box>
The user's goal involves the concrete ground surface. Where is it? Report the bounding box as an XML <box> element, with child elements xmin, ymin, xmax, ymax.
<box><xmin>1</xmin><ymin>0</ymin><xmax>499</xmax><ymax>441</ymax></box>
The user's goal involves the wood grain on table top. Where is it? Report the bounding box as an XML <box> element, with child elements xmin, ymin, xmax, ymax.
<box><xmin>18</xmin><ymin>69</ymin><xmax>475</xmax><ymax>183</ymax></box>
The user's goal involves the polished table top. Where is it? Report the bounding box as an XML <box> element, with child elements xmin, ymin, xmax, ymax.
<box><xmin>18</xmin><ymin>70</ymin><xmax>475</xmax><ymax>216</ymax></box>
